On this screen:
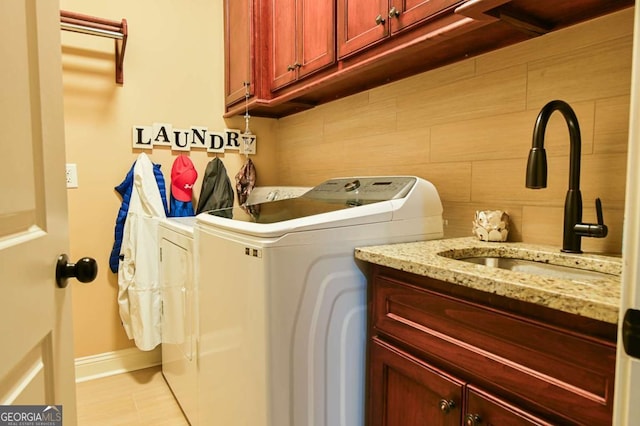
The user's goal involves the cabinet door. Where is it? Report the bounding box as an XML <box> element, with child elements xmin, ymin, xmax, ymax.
<box><xmin>372</xmin><ymin>272</ymin><xmax>616</xmax><ymax>425</ymax></box>
<box><xmin>465</xmin><ymin>386</ymin><xmax>554</xmax><ymax>426</ymax></box>
<box><xmin>337</xmin><ymin>0</ymin><xmax>388</xmax><ymax>58</ymax></box>
<box><xmin>271</xmin><ymin>0</ymin><xmax>335</xmax><ymax>91</ymax></box>
<box><xmin>388</xmin><ymin>0</ymin><xmax>461</xmax><ymax>34</ymax></box>
<box><xmin>225</xmin><ymin>0</ymin><xmax>253</xmax><ymax>106</ymax></box>
<box><xmin>297</xmin><ymin>0</ymin><xmax>335</xmax><ymax>78</ymax></box>
<box><xmin>271</xmin><ymin>0</ymin><xmax>297</xmax><ymax>90</ymax></box>
<box><xmin>368</xmin><ymin>338</ymin><xmax>462</xmax><ymax>426</ymax></box>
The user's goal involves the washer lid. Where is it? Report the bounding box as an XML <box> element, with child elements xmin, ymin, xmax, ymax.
<box><xmin>201</xmin><ymin>176</ymin><xmax>417</xmax><ymax>225</ymax></box>
<box><xmin>204</xmin><ymin>196</ymin><xmax>381</xmax><ymax>224</ymax></box>
<box><xmin>195</xmin><ymin>176</ymin><xmax>442</xmax><ymax>238</ymax></box>
<box><xmin>304</xmin><ymin>177</ymin><xmax>416</xmax><ymax>202</ymax></box>
<box><xmin>196</xmin><ymin>197</ymin><xmax>395</xmax><ymax>237</ymax></box>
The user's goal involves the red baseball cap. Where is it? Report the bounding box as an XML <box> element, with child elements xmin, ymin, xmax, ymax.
<box><xmin>171</xmin><ymin>155</ymin><xmax>198</xmax><ymax>202</ymax></box>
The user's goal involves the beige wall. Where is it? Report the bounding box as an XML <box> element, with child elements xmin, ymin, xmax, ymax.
<box><xmin>275</xmin><ymin>8</ymin><xmax>632</xmax><ymax>256</ymax></box>
<box><xmin>60</xmin><ymin>0</ymin><xmax>278</xmax><ymax>357</ymax></box>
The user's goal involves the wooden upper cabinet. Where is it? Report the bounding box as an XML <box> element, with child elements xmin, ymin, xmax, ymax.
<box><xmin>270</xmin><ymin>0</ymin><xmax>335</xmax><ymax>91</ymax></box>
<box><xmin>224</xmin><ymin>0</ymin><xmax>634</xmax><ymax>118</ymax></box>
<box><xmin>224</xmin><ymin>0</ymin><xmax>254</xmax><ymax>106</ymax></box>
<box><xmin>271</xmin><ymin>0</ymin><xmax>297</xmax><ymax>90</ymax></box>
<box><xmin>337</xmin><ymin>0</ymin><xmax>461</xmax><ymax>58</ymax></box>
<box><xmin>337</xmin><ymin>0</ymin><xmax>388</xmax><ymax>58</ymax></box>
<box><xmin>389</xmin><ymin>0</ymin><xmax>462</xmax><ymax>33</ymax></box>
<box><xmin>299</xmin><ymin>0</ymin><xmax>335</xmax><ymax>77</ymax></box>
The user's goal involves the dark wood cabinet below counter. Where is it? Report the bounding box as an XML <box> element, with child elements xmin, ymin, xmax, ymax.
<box><xmin>365</xmin><ymin>264</ymin><xmax>617</xmax><ymax>426</ymax></box>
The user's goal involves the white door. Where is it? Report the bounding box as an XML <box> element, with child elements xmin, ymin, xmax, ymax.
<box><xmin>0</xmin><ymin>1</ymin><xmax>80</xmax><ymax>425</ymax></box>
<box><xmin>614</xmin><ymin>2</ymin><xmax>640</xmax><ymax>425</ymax></box>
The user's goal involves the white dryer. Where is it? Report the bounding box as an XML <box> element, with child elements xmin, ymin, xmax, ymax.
<box><xmin>195</xmin><ymin>176</ymin><xmax>444</xmax><ymax>426</ymax></box>
<box><xmin>158</xmin><ymin>217</ymin><xmax>197</xmax><ymax>425</ymax></box>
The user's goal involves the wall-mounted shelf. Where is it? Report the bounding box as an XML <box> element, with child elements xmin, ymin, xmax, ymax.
<box><xmin>60</xmin><ymin>10</ymin><xmax>128</xmax><ymax>84</ymax></box>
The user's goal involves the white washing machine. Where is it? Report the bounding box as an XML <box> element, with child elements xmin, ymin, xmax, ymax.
<box><xmin>159</xmin><ymin>217</ymin><xmax>198</xmax><ymax>425</ymax></box>
<box><xmin>194</xmin><ymin>176</ymin><xmax>444</xmax><ymax>426</ymax></box>
<box><xmin>158</xmin><ymin>188</ymin><xmax>310</xmax><ymax>426</ymax></box>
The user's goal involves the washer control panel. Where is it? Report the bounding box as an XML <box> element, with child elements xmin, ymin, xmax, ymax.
<box><xmin>246</xmin><ymin>186</ymin><xmax>311</xmax><ymax>205</ymax></box>
<box><xmin>305</xmin><ymin>177</ymin><xmax>416</xmax><ymax>202</ymax></box>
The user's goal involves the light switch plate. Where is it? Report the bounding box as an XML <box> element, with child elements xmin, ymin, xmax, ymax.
<box><xmin>66</xmin><ymin>163</ymin><xmax>78</xmax><ymax>188</ymax></box>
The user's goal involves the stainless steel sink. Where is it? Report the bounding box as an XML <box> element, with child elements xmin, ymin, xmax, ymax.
<box><xmin>459</xmin><ymin>256</ymin><xmax>616</xmax><ymax>282</ymax></box>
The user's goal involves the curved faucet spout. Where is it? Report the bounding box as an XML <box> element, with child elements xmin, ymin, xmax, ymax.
<box><xmin>529</xmin><ymin>100</ymin><xmax>582</xmax><ymax>191</ymax></box>
<box><xmin>525</xmin><ymin>100</ymin><xmax>607</xmax><ymax>254</ymax></box>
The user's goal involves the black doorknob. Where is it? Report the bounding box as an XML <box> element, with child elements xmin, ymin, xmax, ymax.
<box><xmin>56</xmin><ymin>254</ymin><xmax>98</xmax><ymax>288</ymax></box>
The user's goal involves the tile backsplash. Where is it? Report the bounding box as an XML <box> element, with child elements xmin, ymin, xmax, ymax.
<box><xmin>274</xmin><ymin>8</ymin><xmax>632</xmax><ymax>254</ymax></box>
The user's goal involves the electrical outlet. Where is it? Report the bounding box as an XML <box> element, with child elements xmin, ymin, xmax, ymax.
<box><xmin>66</xmin><ymin>163</ymin><xmax>78</xmax><ymax>188</ymax></box>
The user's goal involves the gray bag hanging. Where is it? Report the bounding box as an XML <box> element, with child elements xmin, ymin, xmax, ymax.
<box><xmin>196</xmin><ymin>158</ymin><xmax>235</xmax><ymax>216</ymax></box>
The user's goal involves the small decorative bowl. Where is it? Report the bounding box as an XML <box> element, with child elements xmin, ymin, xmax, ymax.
<box><xmin>472</xmin><ymin>210</ymin><xmax>509</xmax><ymax>242</ymax></box>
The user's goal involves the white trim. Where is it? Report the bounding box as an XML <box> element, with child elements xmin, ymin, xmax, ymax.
<box><xmin>613</xmin><ymin>3</ymin><xmax>640</xmax><ymax>425</ymax></box>
<box><xmin>74</xmin><ymin>346</ymin><xmax>162</xmax><ymax>383</ymax></box>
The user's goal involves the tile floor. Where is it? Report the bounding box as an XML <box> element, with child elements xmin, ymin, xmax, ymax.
<box><xmin>75</xmin><ymin>366</ymin><xmax>189</xmax><ymax>425</ymax></box>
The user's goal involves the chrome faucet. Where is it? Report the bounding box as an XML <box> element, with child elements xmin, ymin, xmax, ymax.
<box><xmin>525</xmin><ymin>100</ymin><xmax>608</xmax><ymax>253</ymax></box>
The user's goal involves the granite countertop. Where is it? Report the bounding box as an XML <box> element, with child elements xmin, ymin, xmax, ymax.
<box><xmin>355</xmin><ymin>237</ymin><xmax>622</xmax><ymax>324</ymax></box>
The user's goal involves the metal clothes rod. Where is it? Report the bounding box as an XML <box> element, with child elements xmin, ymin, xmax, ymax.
<box><xmin>60</xmin><ymin>22</ymin><xmax>124</xmax><ymax>39</ymax></box>
<box><xmin>60</xmin><ymin>10</ymin><xmax>128</xmax><ymax>84</ymax></box>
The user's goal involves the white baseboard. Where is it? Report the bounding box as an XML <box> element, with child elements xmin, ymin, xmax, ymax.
<box><xmin>75</xmin><ymin>346</ymin><xmax>162</xmax><ymax>383</ymax></box>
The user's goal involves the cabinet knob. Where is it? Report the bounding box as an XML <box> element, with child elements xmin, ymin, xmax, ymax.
<box><xmin>389</xmin><ymin>6</ymin><xmax>400</xmax><ymax>18</ymax></box>
<box><xmin>287</xmin><ymin>62</ymin><xmax>301</xmax><ymax>71</ymax></box>
<box><xmin>375</xmin><ymin>14</ymin><xmax>386</xmax><ymax>25</ymax></box>
<box><xmin>438</xmin><ymin>399</ymin><xmax>455</xmax><ymax>414</ymax></box>
<box><xmin>465</xmin><ymin>413</ymin><xmax>482</xmax><ymax>425</ymax></box>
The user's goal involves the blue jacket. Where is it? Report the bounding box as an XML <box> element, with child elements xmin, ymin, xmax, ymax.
<box><xmin>109</xmin><ymin>160</ymin><xmax>168</xmax><ymax>273</ymax></box>
<box><xmin>169</xmin><ymin>195</ymin><xmax>195</xmax><ymax>217</ymax></box>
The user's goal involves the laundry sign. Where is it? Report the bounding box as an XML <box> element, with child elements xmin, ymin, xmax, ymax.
<box><xmin>132</xmin><ymin>123</ymin><xmax>257</xmax><ymax>154</ymax></box>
